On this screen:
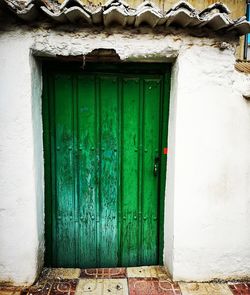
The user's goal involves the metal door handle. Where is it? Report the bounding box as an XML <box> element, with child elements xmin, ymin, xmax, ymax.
<box><xmin>154</xmin><ymin>156</ymin><xmax>160</xmax><ymax>176</ymax></box>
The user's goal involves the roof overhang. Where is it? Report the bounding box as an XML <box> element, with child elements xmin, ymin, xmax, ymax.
<box><xmin>0</xmin><ymin>0</ymin><xmax>250</xmax><ymax>36</ymax></box>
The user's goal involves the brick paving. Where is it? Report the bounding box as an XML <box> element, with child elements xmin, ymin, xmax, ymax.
<box><xmin>0</xmin><ymin>267</ymin><xmax>249</xmax><ymax>295</ymax></box>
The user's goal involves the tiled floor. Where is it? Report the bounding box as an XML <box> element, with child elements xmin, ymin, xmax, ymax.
<box><xmin>0</xmin><ymin>286</ymin><xmax>22</xmax><ymax>295</ymax></box>
<box><xmin>179</xmin><ymin>283</ymin><xmax>232</xmax><ymax>295</ymax></box>
<box><xmin>228</xmin><ymin>283</ymin><xmax>250</xmax><ymax>295</ymax></box>
<box><xmin>0</xmin><ymin>267</ymin><xmax>250</xmax><ymax>295</ymax></box>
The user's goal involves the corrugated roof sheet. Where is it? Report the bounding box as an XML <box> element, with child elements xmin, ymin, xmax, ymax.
<box><xmin>235</xmin><ymin>61</ymin><xmax>250</xmax><ymax>74</ymax></box>
<box><xmin>0</xmin><ymin>0</ymin><xmax>250</xmax><ymax>35</ymax></box>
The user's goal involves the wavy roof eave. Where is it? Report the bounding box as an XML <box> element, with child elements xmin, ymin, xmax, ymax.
<box><xmin>0</xmin><ymin>0</ymin><xmax>250</xmax><ymax>36</ymax></box>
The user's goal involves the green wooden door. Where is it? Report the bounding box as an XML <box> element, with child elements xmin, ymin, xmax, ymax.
<box><xmin>43</xmin><ymin>64</ymin><xmax>170</xmax><ymax>268</ymax></box>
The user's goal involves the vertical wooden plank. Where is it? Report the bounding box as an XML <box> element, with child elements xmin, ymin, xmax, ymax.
<box><xmin>138</xmin><ymin>78</ymin><xmax>144</xmax><ymax>265</ymax></box>
<box><xmin>77</xmin><ymin>74</ymin><xmax>98</xmax><ymax>267</ymax></box>
<box><xmin>73</xmin><ymin>74</ymin><xmax>79</xmax><ymax>266</ymax></box>
<box><xmin>99</xmin><ymin>75</ymin><xmax>119</xmax><ymax>267</ymax></box>
<box><xmin>121</xmin><ymin>77</ymin><xmax>140</xmax><ymax>266</ymax></box>
<box><xmin>54</xmin><ymin>73</ymin><xmax>76</xmax><ymax>267</ymax></box>
<box><xmin>141</xmin><ymin>78</ymin><xmax>161</xmax><ymax>265</ymax></box>
<box><xmin>117</xmin><ymin>77</ymin><xmax>122</xmax><ymax>265</ymax></box>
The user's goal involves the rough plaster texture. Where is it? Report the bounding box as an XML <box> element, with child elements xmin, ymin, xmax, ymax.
<box><xmin>0</xmin><ymin>24</ymin><xmax>249</xmax><ymax>284</ymax></box>
<box><xmin>168</xmin><ymin>45</ymin><xmax>250</xmax><ymax>281</ymax></box>
<box><xmin>0</xmin><ymin>31</ymin><xmax>44</xmax><ymax>285</ymax></box>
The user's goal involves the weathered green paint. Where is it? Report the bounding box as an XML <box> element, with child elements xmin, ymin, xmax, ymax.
<box><xmin>78</xmin><ymin>75</ymin><xmax>97</xmax><ymax>267</ymax></box>
<box><xmin>43</xmin><ymin>63</ymin><xmax>170</xmax><ymax>268</ymax></box>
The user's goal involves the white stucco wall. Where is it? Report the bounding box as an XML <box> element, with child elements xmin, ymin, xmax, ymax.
<box><xmin>0</xmin><ymin>32</ymin><xmax>44</xmax><ymax>285</ymax></box>
<box><xmin>167</xmin><ymin>45</ymin><xmax>250</xmax><ymax>281</ymax></box>
<box><xmin>0</xmin><ymin>25</ymin><xmax>249</xmax><ymax>284</ymax></box>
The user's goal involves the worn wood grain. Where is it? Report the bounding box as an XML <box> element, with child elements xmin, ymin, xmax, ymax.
<box><xmin>43</xmin><ymin>65</ymin><xmax>170</xmax><ymax>267</ymax></box>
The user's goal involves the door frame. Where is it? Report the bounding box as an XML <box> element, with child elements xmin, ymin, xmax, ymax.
<box><xmin>42</xmin><ymin>61</ymin><xmax>171</xmax><ymax>267</ymax></box>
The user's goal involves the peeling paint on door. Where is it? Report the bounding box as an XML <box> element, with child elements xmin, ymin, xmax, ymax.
<box><xmin>43</xmin><ymin>63</ymin><xmax>170</xmax><ymax>268</ymax></box>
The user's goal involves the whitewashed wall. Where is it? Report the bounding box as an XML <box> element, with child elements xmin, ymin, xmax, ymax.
<box><xmin>0</xmin><ymin>26</ymin><xmax>249</xmax><ymax>285</ymax></box>
<box><xmin>166</xmin><ymin>45</ymin><xmax>250</xmax><ymax>281</ymax></box>
<box><xmin>0</xmin><ymin>31</ymin><xmax>44</xmax><ymax>285</ymax></box>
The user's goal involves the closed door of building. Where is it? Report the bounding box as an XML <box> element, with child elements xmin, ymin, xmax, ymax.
<box><xmin>43</xmin><ymin>63</ymin><xmax>170</xmax><ymax>268</ymax></box>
